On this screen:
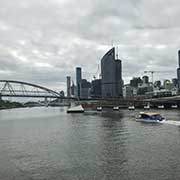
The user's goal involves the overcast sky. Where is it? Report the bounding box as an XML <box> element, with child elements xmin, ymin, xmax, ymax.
<box><xmin>0</xmin><ymin>0</ymin><xmax>179</xmax><ymax>92</ymax></box>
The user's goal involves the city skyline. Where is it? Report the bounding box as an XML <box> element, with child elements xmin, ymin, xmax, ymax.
<box><xmin>0</xmin><ymin>0</ymin><xmax>179</xmax><ymax>92</ymax></box>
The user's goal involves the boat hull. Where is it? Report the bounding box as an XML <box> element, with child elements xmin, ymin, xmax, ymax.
<box><xmin>67</xmin><ymin>110</ymin><xmax>84</xmax><ymax>113</ymax></box>
<box><xmin>113</xmin><ymin>107</ymin><xmax>119</xmax><ymax>111</ymax></box>
<box><xmin>67</xmin><ymin>105</ymin><xmax>84</xmax><ymax>113</ymax></box>
<box><xmin>171</xmin><ymin>105</ymin><xmax>178</xmax><ymax>109</ymax></box>
<box><xmin>158</xmin><ymin>105</ymin><xmax>164</xmax><ymax>109</ymax></box>
<box><xmin>128</xmin><ymin>106</ymin><xmax>135</xmax><ymax>110</ymax></box>
<box><xmin>96</xmin><ymin>107</ymin><xmax>102</xmax><ymax>111</ymax></box>
<box><xmin>136</xmin><ymin>112</ymin><xmax>165</xmax><ymax>123</ymax></box>
<box><xmin>136</xmin><ymin>118</ymin><xmax>165</xmax><ymax>123</ymax></box>
<box><xmin>144</xmin><ymin>106</ymin><xmax>150</xmax><ymax>110</ymax></box>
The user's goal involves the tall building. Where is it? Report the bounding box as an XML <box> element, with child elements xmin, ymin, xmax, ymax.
<box><xmin>60</xmin><ymin>91</ymin><xmax>65</xmax><ymax>97</ymax></box>
<box><xmin>101</xmin><ymin>47</ymin><xmax>123</xmax><ymax>98</ymax></box>
<box><xmin>80</xmin><ymin>79</ymin><xmax>91</xmax><ymax>99</ymax></box>
<box><xmin>163</xmin><ymin>79</ymin><xmax>173</xmax><ymax>90</ymax></box>
<box><xmin>91</xmin><ymin>79</ymin><xmax>102</xmax><ymax>98</ymax></box>
<box><xmin>76</xmin><ymin>67</ymin><xmax>82</xmax><ymax>98</ymax></box>
<box><xmin>142</xmin><ymin>76</ymin><xmax>149</xmax><ymax>84</ymax></box>
<box><xmin>130</xmin><ymin>77</ymin><xmax>142</xmax><ymax>87</ymax></box>
<box><xmin>154</xmin><ymin>80</ymin><xmax>161</xmax><ymax>89</ymax></box>
<box><xmin>177</xmin><ymin>50</ymin><xmax>180</xmax><ymax>90</ymax></box>
<box><xmin>178</xmin><ymin>50</ymin><xmax>180</xmax><ymax>67</ymax></box>
<box><xmin>123</xmin><ymin>84</ymin><xmax>133</xmax><ymax>98</ymax></box>
<box><xmin>71</xmin><ymin>81</ymin><xmax>76</xmax><ymax>97</ymax></box>
<box><xmin>172</xmin><ymin>78</ymin><xmax>178</xmax><ymax>88</ymax></box>
<box><xmin>66</xmin><ymin>76</ymin><xmax>71</xmax><ymax>97</ymax></box>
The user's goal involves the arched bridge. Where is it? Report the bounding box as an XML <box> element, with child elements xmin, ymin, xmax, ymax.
<box><xmin>0</xmin><ymin>80</ymin><xmax>62</xmax><ymax>98</ymax></box>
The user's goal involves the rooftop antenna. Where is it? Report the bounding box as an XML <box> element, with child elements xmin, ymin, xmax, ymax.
<box><xmin>111</xmin><ymin>40</ymin><xmax>114</xmax><ymax>47</ymax></box>
<box><xmin>116</xmin><ymin>46</ymin><xmax>119</xmax><ymax>59</ymax></box>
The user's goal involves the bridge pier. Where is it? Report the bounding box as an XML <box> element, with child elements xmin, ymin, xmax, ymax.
<box><xmin>44</xmin><ymin>97</ymin><xmax>48</xmax><ymax>103</ymax></box>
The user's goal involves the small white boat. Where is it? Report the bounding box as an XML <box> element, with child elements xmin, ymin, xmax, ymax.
<box><xmin>144</xmin><ymin>105</ymin><xmax>150</xmax><ymax>110</ymax></box>
<box><xmin>128</xmin><ymin>106</ymin><xmax>135</xmax><ymax>110</ymax></box>
<box><xmin>97</xmin><ymin>106</ymin><xmax>102</xmax><ymax>111</ymax></box>
<box><xmin>136</xmin><ymin>112</ymin><xmax>165</xmax><ymax>123</ymax></box>
<box><xmin>67</xmin><ymin>105</ymin><xmax>84</xmax><ymax>113</ymax></box>
<box><xmin>171</xmin><ymin>105</ymin><xmax>178</xmax><ymax>109</ymax></box>
<box><xmin>113</xmin><ymin>106</ymin><xmax>119</xmax><ymax>111</ymax></box>
<box><xmin>158</xmin><ymin>105</ymin><xmax>164</xmax><ymax>109</ymax></box>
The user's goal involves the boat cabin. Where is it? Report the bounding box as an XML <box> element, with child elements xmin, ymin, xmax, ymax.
<box><xmin>139</xmin><ymin>112</ymin><xmax>164</xmax><ymax>121</ymax></box>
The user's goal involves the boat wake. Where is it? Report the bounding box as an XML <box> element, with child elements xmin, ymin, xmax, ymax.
<box><xmin>160</xmin><ymin>120</ymin><xmax>180</xmax><ymax>126</ymax></box>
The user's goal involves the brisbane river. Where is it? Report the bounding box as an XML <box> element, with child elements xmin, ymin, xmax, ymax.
<box><xmin>1</xmin><ymin>107</ymin><xmax>180</xmax><ymax>180</ymax></box>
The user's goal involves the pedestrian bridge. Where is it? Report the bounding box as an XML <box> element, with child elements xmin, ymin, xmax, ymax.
<box><xmin>0</xmin><ymin>80</ymin><xmax>62</xmax><ymax>98</ymax></box>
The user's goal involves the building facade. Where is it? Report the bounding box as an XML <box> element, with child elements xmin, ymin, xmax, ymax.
<box><xmin>177</xmin><ymin>50</ymin><xmax>180</xmax><ymax>90</ymax></box>
<box><xmin>80</xmin><ymin>79</ymin><xmax>91</xmax><ymax>99</ymax></box>
<box><xmin>172</xmin><ymin>78</ymin><xmax>178</xmax><ymax>88</ymax></box>
<box><xmin>91</xmin><ymin>79</ymin><xmax>102</xmax><ymax>98</ymax></box>
<box><xmin>66</xmin><ymin>76</ymin><xmax>71</xmax><ymax>97</ymax></box>
<box><xmin>76</xmin><ymin>67</ymin><xmax>82</xmax><ymax>98</ymax></box>
<box><xmin>101</xmin><ymin>47</ymin><xmax>123</xmax><ymax>98</ymax></box>
<box><xmin>142</xmin><ymin>76</ymin><xmax>149</xmax><ymax>84</ymax></box>
<box><xmin>123</xmin><ymin>84</ymin><xmax>133</xmax><ymax>98</ymax></box>
<box><xmin>70</xmin><ymin>81</ymin><xmax>76</xmax><ymax>97</ymax></box>
<box><xmin>130</xmin><ymin>77</ymin><xmax>143</xmax><ymax>87</ymax></box>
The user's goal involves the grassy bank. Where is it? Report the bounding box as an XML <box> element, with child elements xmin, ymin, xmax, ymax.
<box><xmin>0</xmin><ymin>100</ymin><xmax>24</xmax><ymax>110</ymax></box>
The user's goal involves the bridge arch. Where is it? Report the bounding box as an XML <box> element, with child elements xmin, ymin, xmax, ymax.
<box><xmin>0</xmin><ymin>80</ymin><xmax>61</xmax><ymax>98</ymax></box>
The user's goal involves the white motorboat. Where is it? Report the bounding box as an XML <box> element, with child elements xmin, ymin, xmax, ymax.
<box><xmin>113</xmin><ymin>106</ymin><xmax>119</xmax><ymax>111</ymax></box>
<box><xmin>97</xmin><ymin>106</ymin><xmax>102</xmax><ymax>111</ymax></box>
<box><xmin>144</xmin><ymin>105</ymin><xmax>150</xmax><ymax>110</ymax></box>
<box><xmin>136</xmin><ymin>112</ymin><xmax>165</xmax><ymax>123</ymax></box>
<box><xmin>171</xmin><ymin>105</ymin><xmax>178</xmax><ymax>109</ymax></box>
<box><xmin>158</xmin><ymin>105</ymin><xmax>164</xmax><ymax>109</ymax></box>
<box><xmin>67</xmin><ymin>105</ymin><xmax>84</xmax><ymax>113</ymax></box>
<box><xmin>128</xmin><ymin>106</ymin><xmax>135</xmax><ymax>110</ymax></box>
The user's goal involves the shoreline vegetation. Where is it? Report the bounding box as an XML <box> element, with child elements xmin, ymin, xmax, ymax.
<box><xmin>0</xmin><ymin>100</ymin><xmax>24</xmax><ymax>110</ymax></box>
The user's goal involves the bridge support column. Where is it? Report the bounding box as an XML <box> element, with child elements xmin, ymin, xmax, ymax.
<box><xmin>44</xmin><ymin>97</ymin><xmax>48</xmax><ymax>103</ymax></box>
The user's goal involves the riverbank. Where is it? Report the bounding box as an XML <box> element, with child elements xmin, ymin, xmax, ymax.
<box><xmin>0</xmin><ymin>100</ymin><xmax>24</xmax><ymax>110</ymax></box>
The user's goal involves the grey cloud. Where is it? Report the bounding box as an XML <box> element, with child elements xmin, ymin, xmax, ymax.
<box><xmin>0</xmin><ymin>0</ymin><xmax>179</xmax><ymax>92</ymax></box>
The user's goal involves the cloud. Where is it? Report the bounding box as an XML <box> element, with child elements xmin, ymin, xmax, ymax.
<box><xmin>0</xmin><ymin>0</ymin><xmax>179</xmax><ymax>93</ymax></box>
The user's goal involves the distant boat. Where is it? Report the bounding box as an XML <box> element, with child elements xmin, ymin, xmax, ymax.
<box><xmin>171</xmin><ymin>105</ymin><xmax>178</xmax><ymax>109</ymax></box>
<box><xmin>158</xmin><ymin>105</ymin><xmax>164</xmax><ymax>109</ymax></box>
<box><xmin>67</xmin><ymin>105</ymin><xmax>84</xmax><ymax>113</ymax></box>
<box><xmin>136</xmin><ymin>112</ymin><xmax>165</xmax><ymax>123</ymax></box>
<box><xmin>128</xmin><ymin>106</ymin><xmax>135</xmax><ymax>110</ymax></box>
<box><xmin>144</xmin><ymin>104</ymin><xmax>150</xmax><ymax>110</ymax></box>
<box><xmin>97</xmin><ymin>106</ymin><xmax>102</xmax><ymax>111</ymax></box>
<box><xmin>113</xmin><ymin>106</ymin><xmax>119</xmax><ymax>111</ymax></box>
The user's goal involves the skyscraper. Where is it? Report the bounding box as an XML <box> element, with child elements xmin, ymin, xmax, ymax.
<box><xmin>76</xmin><ymin>67</ymin><xmax>82</xmax><ymax>98</ymax></box>
<box><xmin>142</xmin><ymin>76</ymin><xmax>149</xmax><ymax>84</ymax></box>
<box><xmin>91</xmin><ymin>79</ymin><xmax>102</xmax><ymax>98</ymax></box>
<box><xmin>71</xmin><ymin>81</ymin><xmax>76</xmax><ymax>97</ymax></box>
<box><xmin>172</xmin><ymin>78</ymin><xmax>178</xmax><ymax>88</ymax></box>
<box><xmin>80</xmin><ymin>79</ymin><xmax>91</xmax><ymax>99</ymax></box>
<box><xmin>101</xmin><ymin>47</ymin><xmax>123</xmax><ymax>98</ymax></box>
<box><xmin>177</xmin><ymin>50</ymin><xmax>180</xmax><ymax>90</ymax></box>
<box><xmin>66</xmin><ymin>76</ymin><xmax>71</xmax><ymax>97</ymax></box>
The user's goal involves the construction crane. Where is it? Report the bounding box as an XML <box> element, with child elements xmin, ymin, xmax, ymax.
<box><xmin>144</xmin><ymin>70</ymin><xmax>173</xmax><ymax>83</ymax></box>
<box><xmin>93</xmin><ymin>64</ymin><xmax>100</xmax><ymax>80</ymax></box>
<box><xmin>144</xmin><ymin>71</ymin><xmax>155</xmax><ymax>85</ymax></box>
<box><xmin>144</xmin><ymin>70</ymin><xmax>174</xmax><ymax>91</ymax></box>
<box><xmin>144</xmin><ymin>70</ymin><xmax>160</xmax><ymax>92</ymax></box>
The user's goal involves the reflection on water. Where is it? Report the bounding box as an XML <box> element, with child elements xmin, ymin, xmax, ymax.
<box><xmin>0</xmin><ymin>107</ymin><xmax>180</xmax><ymax>180</ymax></box>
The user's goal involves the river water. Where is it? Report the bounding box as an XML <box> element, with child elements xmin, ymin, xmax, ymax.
<box><xmin>0</xmin><ymin>107</ymin><xmax>180</xmax><ymax>180</ymax></box>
